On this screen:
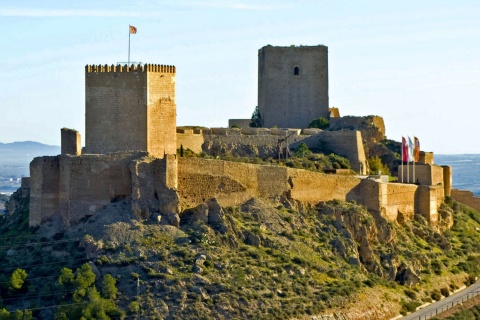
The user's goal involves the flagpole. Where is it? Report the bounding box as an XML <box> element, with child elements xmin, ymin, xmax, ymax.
<box><xmin>401</xmin><ymin>138</ymin><xmax>404</xmax><ymax>183</ymax></box>
<box><xmin>128</xmin><ymin>26</ymin><xmax>131</xmax><ymax>65</ymax></box>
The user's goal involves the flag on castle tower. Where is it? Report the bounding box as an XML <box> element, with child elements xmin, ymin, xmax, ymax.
<box><xmin>402</xmin><ymin>136</ymin><xmax>408</xmax><ymax>162</ymax></box>
<box><xmin>129</xmin><ymin>25</ymin><xmax>137</xmax><ymax>34</ymax></box>
<box><xmin>408</xmin><ymin>137</ymin><xmax>414</xmax><ymax>162</ymax></box>
<box><xmin>414</xmin><ymin>136</ymin><xmax>420</xmax><ymax>162</ymax></box>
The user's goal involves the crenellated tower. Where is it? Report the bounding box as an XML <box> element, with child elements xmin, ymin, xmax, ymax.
<box><xmin>84</xmin><ymin>63</ymin><xmax>176</xmax><ymax>158</ymax></box>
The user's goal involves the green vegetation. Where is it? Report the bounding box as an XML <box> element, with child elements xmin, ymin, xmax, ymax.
<box><xmin>1</xmin><ymin>189</ymin><xmax>480</xmax><ymax>318</ymax></box>
<box><xmin>249</xmin><ymin>106</ymin><xmax>263</xmax><ymax>128</ymax></box>
<box><xmin>368</xmin><ymin>157</ymin><xmax>391</xmax><ymax>175</ymax></box>
<box><xmin>431</xmin><ymin>303</ymin><xmax>480</xmax><ymax>320</ymax></box>
<box><xmin>308</xmin><ymin>117</ymin><xmax>330</xmax><ymax>129</ymax></box>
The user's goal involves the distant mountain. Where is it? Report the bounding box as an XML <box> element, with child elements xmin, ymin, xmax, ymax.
<box><xmin>0</xmin><ymin>141</ymin><xmax>60</xmax><ymax>157</ymax></box>
<box><xmin>0</xmin><ymin>141</ymin><xmax>60</xmax><ymax>194</ymax></box>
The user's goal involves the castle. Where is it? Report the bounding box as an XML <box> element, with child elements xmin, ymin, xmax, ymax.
<box><xmin>26</xmin><ymin>45</ymin><xmax>453</xmax><ymax>231</ymax></box>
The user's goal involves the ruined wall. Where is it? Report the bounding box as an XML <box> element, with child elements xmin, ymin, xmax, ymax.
<box><xmin>228</xmin><ymin>119</ymin><xmax>251</xmax><ymax>128</ymax></box>
<box><xmin>30</xmin><ymin>157</ymin><xmax>60</xmax><ymax>226</ymax></box>
<box><xmin>451</xmin><ymin>189</ymin><xmax>480</xmax><ymax>212</ymax></box>
<box><xmin>293</xmin><ymin>130</ymin><xmax>367</xmax><ymax>174</ymax></box>
<box><xmin>329</xmin><ymin>116</ymin><xmax>385</xmax><ymax>142</ymax></box>
<box><xmin>58</xmin><ymin>152</ymin><xmax>146</xmax><ymax>226</ymax></box>
<box><xmin>84</xmin><ymin>64</ymin><xmax>176</xmax><ymax>158</ymax></box>
<box><xmin>258</xmin><ymin>45</ymin><xmax>329</xmax><ymax>128</ymax></box>
<box><xmin>177</xmin><ymin>128</ymin><xmax>367</xmax><ymax>174</ymax></box>
<box><xmin>130</xmin><ymin>154</ymin><xmax>178</xmax><ymax>219</ymax></box>
<box><xmin>29</xmin><ymin>151</ymin><xmax>179</xmax><ymax>227</ymax></box>
<box><xmin>61</xmin><ymin>128</ymin><xmax>81</xmax><ymax>156</ymax></box>
<box><xmin>177</xmin><ymin>158</ymin><xmax>444</xmax><ymax>226</ymax></box>
<box><xmin>178</xmin><ymin>157</ymin><xmax>362</xmax><ymax>208</ymax></box>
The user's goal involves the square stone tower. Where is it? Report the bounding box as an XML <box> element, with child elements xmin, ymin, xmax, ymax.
<box><xmin>258</xmin><ymin>45</ymin><xmax>329</xmax><ymax>128</ymax></box>
<box><xmin>84</xmin><ymin>64</ymin><xmax>176</xmax><ymax>158</ymax></box>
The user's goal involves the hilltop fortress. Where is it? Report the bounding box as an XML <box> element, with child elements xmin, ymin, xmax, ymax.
<box><xmin>26</xmin><ymin>45</ymin><xmax>454</xmax><ymax>231</ymax></box>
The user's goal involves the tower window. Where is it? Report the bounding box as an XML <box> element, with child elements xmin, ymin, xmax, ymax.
<box><xmin>294</xmin><ymin>66</ymin><xmax>299</xmax><ymax>75</ymax></box>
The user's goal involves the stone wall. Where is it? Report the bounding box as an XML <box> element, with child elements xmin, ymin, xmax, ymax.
<box><xmin>61</xmin><ymin>128</ymin><xmax>81</xmax><ymax>156</ymax></box>
<box><xmin>398</xmin><ymin>163</ymin><xmax>444</xmax><ymax>186</ymax></box>
<box><xmin>178</xmin><ymin>157</ymin><xmax>362</xmax><ymax>207</ymax></box>
<box><xmin>30</xmin><ymin>154</ymin><xmax>445</xmax><ymax>228</ymax></box>
<box><xmin>147</xmin><ymin>69</ymin><xmax>177</xmax><ymax>157</ymax></box>
<box><xmin>84</xmin><ymin>64</ymin><xmax>176</xmax><ymax>158</ymax></box>
<box><xmin>177</xmin><ymin>157</ymin><xmax>444</xmax><ymax>226</ymax></box>
<box><xmin>329</xmin><ymin>116</ymin><xmax>386</xmax><ymax>154</ymax></box>
<box><xmin>419</xmin><ymin>152</ymin><xmax>434</xmax><ymax>165</ymax></box>
<box><xmin>228</xmin><ymin>119</ymin><xmax>251</xmax><ymax>128</ymax></box>
<box><xmin>177</xmin><ymin>128</ymin><xmax>204</xmax><ymax>154</ymax></box>
<box><xmin>292</xmin><ymin>130</ymin><xmax>367</xmax><ymax>174</ymax></box>
<box><xmin>30</xmin><ymin>157</ymin><xmax>61</xmax><ymax>226</ymax></box>
<box><xmin>258</xmin><ymin>45</ymin><xmax>329</xmax><ymax>128</ymax></box>
<box><xmin>451</xmin><ymin>189</ymin><xmax>480</xmax><ymax>212</ymax></box>
<box><xmin>176</xmin><ymin>128</ymin><xmax>367</xmax><ymax>174</ymax></box>
<box><xmin>29</xmin><ymin>151</ymin><xmax>177</xmax><ymax>227</ymax></box>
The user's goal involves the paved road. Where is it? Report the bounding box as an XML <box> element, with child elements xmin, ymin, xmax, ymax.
<box><xmin>401</xmin><ymin>280</ymin><xmax>480</xmax><ymax>320</ymax></box>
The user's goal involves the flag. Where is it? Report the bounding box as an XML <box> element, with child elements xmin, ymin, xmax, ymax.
<box><xmin>414</xmin><ymin>136</ymin><xmax>420</xmax><ymax>162</ymax></box>
<box><xmin>129</xmin><ymin>25</ymin><xmax>137</xmax><ymax>34</ymax></box>
<box><xmin>408</xmin><ymin>137</ymin><xmax>414</xmax><ymax>162</ymax></box>
<box><xmin>402</xmin><ymin>137</ymin><xmax>408</xmax><ymax>162</ymax></box>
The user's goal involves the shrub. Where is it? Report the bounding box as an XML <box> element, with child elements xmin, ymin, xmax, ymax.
<box><xmin>308</xmin><ymin>117</ymin><xmax>330</xmax><ymax>129</ymax></box>
<box><xmin>431</xmin><ymin>289</ymin><xmax>442</xmax><ymax>301</ymax></box>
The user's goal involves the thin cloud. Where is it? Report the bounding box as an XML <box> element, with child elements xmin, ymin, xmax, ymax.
<box><xmin>0</xmin><ymin>7</ymin><xmax>140</xmax><ymax>17</ymax></box>
<box><xmin>187</xmin><ymin>1</ymin><xmax>287</xmax><ymax>10</ymax></box>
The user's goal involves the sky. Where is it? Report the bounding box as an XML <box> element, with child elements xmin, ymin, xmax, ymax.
<box><xmin>0</xmin><ymin>0</ymin><xmax>479</xmax><ymax>154</ymax></box>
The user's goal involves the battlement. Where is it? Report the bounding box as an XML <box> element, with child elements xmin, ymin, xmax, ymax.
<box><xmin>85</xmin><ymin>63</ymin><xmax>176</xmax><ymax>73</ymax></box>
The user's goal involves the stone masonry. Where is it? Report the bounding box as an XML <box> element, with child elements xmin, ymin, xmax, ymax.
<box><xmin>84</xmin><ymin>64</ymin><xmax>176</xmax><ymax>158</ymax></box>
<box><xmin>258</xmin><ymin>45</ymin><xmax>329</xmax><ymax>128</ymax></box>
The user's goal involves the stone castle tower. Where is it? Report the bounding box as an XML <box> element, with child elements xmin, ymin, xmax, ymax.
<box><xmin>258</xmin><ymin>45</ymin><xmax>329</xmax><ymax>128</ymax></box>
<box><xmin>84</xmin><ymin>64</ymin><xmax>176</xmax><ymax>158</ymax></box>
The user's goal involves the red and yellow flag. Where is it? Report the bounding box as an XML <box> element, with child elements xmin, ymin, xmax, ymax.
<box><xmin>129</xmin><ymin>25</ymin><xmax>137</xmax><ymax>34</ymax></box>
<box><xmin>414</xmin><ymin>136</ymin><xmax>420</xmax><ymax>162</ymax></box>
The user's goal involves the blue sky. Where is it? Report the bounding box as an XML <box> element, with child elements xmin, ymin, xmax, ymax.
<box><xmin>1</xmin><ymin>0</ymin><xmax>479</xmax><ymax>154</ymax></box>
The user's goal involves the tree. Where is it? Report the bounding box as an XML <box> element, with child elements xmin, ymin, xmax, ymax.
<box><xmin>102</xmin><ymin>274</ymin><xmax>118</xmax><ymax>299</ymax></box>
<box><xmin>295</xmin><ymin>143</ymin><xmax>311</xmax><ymax>158</ymax></box>
<box><xmin>249</xmin><ymin>106</ymin><xmax>263</xmax><ymax>128</ymax></box>
<box><xmin>9</xmin><ymin>269</ymin><xmax>27</xmax><ymax>291</ymax></box>
<box><xmin>308</xmin><ymin>117</ymin><xmax>330</xmax><ymax>129</ymax></box>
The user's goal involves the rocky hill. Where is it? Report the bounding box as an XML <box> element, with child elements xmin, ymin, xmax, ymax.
<box><xmin>1</xmin><ymin>190</ymin><xmax>480</xmax><ymax>319</ymax></box>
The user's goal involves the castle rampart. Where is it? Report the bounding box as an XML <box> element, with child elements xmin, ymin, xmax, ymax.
<box><xmin>29</xmin><ymin>152</ymin><xmax>177</xmax><ymax>227</ymax></box>
<box><xmin>451</xmin><ymin>189</ymin><xmax>480</xmax><ymax>212</ymax></box>
<box><xmin>177</xmin><ymin>127</ymin><xmax>367</xmax><ymax>174</ymax></box>
<box><xmin>177</xmin><ymin>157</ymin><xmax>445</xmax><ymax>226</ymax></box>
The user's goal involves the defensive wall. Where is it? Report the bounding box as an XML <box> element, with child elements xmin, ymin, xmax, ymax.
<box><xmin>29</xmin><ymin>152</ymin><xmax>178</xmax><ymax>227</ymax></box>
<box><xmin>177</xmin><ymin>157</ymin><xmax>445</xmax><ymax>226</ymax></box>
<box><xmin>451</xmin><ymin>189</ymin><xmax>480</xmax><ymax>212</ymax></box>
<box><xmin>330</xmin><ymin>116</ymin><xmax>385</xmax><ymax>152</ymax></box>
<box><xmin>176</xmin><ymin>127</ymin><xmax>368</xmax><ymax>174</ymax></box>
<box><xmin>84</xmin><ymin>63</ymin><xmax>176</xmax><ymax>158</ymax></box>
<box><xmin>29</xmin><ymin>151</ymin><xmax>446</xmax><ymax>229</ymax></box>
